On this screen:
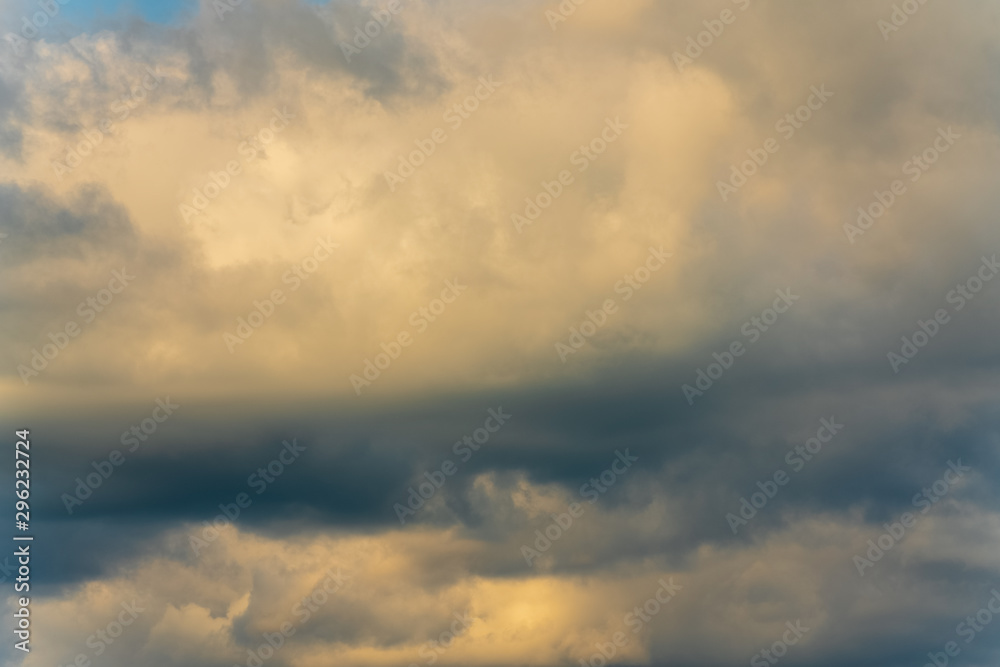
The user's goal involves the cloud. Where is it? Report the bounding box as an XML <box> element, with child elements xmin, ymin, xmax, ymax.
<box><xmin>4</xmin><ymin>1</ymin><xmax>1000</xmax><ymax>666</ymax></box>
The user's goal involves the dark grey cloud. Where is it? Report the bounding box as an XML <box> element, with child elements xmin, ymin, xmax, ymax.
<box><xmin>13</xmin><ymin>348</ymin><xmax>1000</xmax><ymax>579</ymax></box>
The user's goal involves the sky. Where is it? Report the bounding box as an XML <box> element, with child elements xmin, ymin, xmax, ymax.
<box><xmin>2</xmin><ymin>1</ymin><xmax>1000</xmax><ymax>666</ymax></box>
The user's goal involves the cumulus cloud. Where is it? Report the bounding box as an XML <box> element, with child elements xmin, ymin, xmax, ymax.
<box><xmin>3</xmin><ymin>1</ymin><xmax>1000</xmax><ymax>666</ymax></box>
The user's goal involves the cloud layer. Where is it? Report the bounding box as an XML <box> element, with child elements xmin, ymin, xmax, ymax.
<box><xmin>2</xmin><ymin>1</ymin><xmax>1000</xmax><ymax>666</ymax></box>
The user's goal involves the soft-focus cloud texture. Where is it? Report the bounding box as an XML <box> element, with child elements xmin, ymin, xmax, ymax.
<box><xmin>2</xmin><ymin>1</ymin><xmax>1000</xmax><ymax>666</ymax></box>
